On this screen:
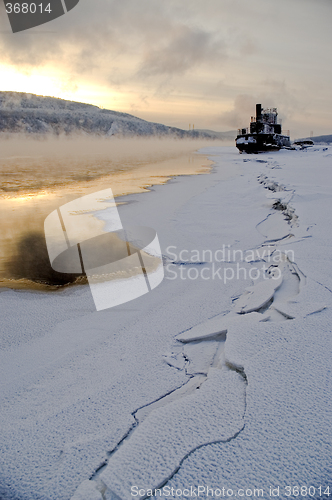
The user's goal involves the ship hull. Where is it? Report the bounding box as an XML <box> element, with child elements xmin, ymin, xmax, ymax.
<box><xmin>236</xmin><ymin>133</ymin><xmax>290</xmax><ymax>153</ymax></box>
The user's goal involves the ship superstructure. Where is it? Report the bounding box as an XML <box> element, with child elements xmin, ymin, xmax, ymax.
<box><xmin>236</xmin><ymin>104</ymin><xmax>290</xmax><ymax>153</ymax></box>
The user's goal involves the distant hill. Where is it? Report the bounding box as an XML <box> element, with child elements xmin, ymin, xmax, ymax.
<box><xmin>0</xmin><ymin>92</ymin><xmax>232</xmax><ymax>140</ymax></box>
<box><xmin>299</xmin><ymin>134</ymin><xmax>332</xmax><ymax>144</ymax></box>
<box><xmin>194</xmin><ymin>128</ymin><xmax>236</xmax><ymax>140</ymax></box>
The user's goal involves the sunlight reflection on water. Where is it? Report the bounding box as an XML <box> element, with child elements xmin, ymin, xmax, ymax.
<box><xmin>0</xmin><ymin>137</ymin><xmax>218</xmax><ymax>289</ymax></box>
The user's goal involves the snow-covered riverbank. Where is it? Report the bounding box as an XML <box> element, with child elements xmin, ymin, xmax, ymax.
<box><xmin>0</xmin><ymin>146</ymin><xmax>331</xmax><ymax>500</ymax></box>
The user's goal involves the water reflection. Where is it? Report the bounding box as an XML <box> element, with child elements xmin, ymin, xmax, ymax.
<box><xmin>5</xmin><ymin>232</ymin><xmax>81</xmax><ymax>288</ymax></box>
<box><xmin>0</xmin><ymin>138</ymin><xmax>214</xmax><ymax>289</ymax></box>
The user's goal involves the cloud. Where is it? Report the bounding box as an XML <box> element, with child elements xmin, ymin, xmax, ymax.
<box><xmin>0</xmin><ymin>1</ymin><xmax>165</xmax><ymax>65</ymax></box>
<box><xmin>218</xmin><ymin>94</ymin><xmax>257</xmax><ymax>128</ymax></box>
<box><xmin>0</xmin><ymin>1</ymin><xmax>228</xmax><ymax>82</ymax></box>
<box><xmin>138</xmin><ymin>25</ymin><xmax>227</xmax><ymax>77</ymax></box>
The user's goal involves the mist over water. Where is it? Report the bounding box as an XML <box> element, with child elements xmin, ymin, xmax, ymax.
<box><xmin>0</xmin><ymin>136</ymin><xmax>221</xmax><ymax>194</ymax></box>
<box><xmin>0</xmin><ymin>136</ymin><xmax>222</xmax><ymax>288</ymax></box>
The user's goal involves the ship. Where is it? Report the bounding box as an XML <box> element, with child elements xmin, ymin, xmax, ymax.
<box><xmin>235</xmin><ymin>104</ymin><xmax>291</xmax><ymax>153</ymax></box>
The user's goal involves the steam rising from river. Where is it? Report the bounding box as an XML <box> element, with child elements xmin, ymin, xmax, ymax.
<box><xmin>0</xmin><ymin>136</ymin><xmax>223</xmax><ymax>288</ymax></box>
<box><xmin>0</xmin><ymin>136</ymin><xmax>226</xmax><ymax>194</ymax></box>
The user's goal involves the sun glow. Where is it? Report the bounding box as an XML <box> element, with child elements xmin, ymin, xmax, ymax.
<box><xmin>5</xmin><ymin>191</ymin><xmax>50</xmax><ymax>203</ymax></box>
<box><xmin>0</xmin><ymin>65</ymin><xmax>71</xmax><ymax>99</ymax></box>
<box><xmin>0</xmin><ymin>64</ymin><xmax>123</xmax><ymax>109</ymax></box>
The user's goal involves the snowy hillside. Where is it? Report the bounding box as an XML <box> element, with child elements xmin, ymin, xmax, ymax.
<box><xmin>304</xmin><ymin>134</ymin><xmax>332</xmax><ymax>144</ymax></box>
<box><xmin>0</xmin><ymin>92</ymin><xmax>230</xmax><ymax>139</ymax></box>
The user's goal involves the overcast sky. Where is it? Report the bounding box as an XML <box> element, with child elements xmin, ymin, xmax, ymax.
<box><xmin>0</xmin><ymin>0</ymin><xmax>331</xmax><ymax>137</ymax></box>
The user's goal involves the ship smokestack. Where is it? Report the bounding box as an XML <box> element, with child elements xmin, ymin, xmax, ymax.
<box><xmin>256</xmin><ymin>103</ymin><xmax>262</xmax><ymax>121</ymax></box>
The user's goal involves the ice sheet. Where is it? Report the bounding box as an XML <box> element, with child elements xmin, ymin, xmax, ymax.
<box><xmin>0</xmin><ymin>146</ymin><xmax>331</xmax><ymax>499</ymax></box>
